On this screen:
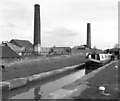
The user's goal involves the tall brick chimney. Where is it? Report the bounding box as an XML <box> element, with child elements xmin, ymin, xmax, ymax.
<box><xmin>34</xmin><ymin>4</ymin><xmax>41</xmax><ymax>54</ymax></box>
<box><xmin>87</xmin><ymin>23</ymin><xmax>91</xmax><ymax>49</ymax></box>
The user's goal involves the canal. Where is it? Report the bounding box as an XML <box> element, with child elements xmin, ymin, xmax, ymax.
<box><xmin>3</xmin><ymin>66</ymin><xmax>96</xmax><ymax>99</ymax></box>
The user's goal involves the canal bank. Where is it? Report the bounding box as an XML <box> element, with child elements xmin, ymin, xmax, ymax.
<box><xmin>2</xmin><ymin>53</ymin><xmax>85</xmax><ymax>81</ymax></box>
<box><xmin>2</xmin><ymin>60</ymin><xmax>118</xmax><ymax>100</ymax></box>
<box><xmin>0</xmin><ymin>63</ymin><xmax>85</xmax><ymax>92</ymax></box>
<box><xmin>1</xmin><ymin>58</ymin><xmax>118</xmax><ymax>99</ymax></box>
<box><xmin>2</xmin><ymin>68</ymin><xmax>86</xmax><ymax>99</ymax></box>
<box><xmin>46</xmin><ymin>60</ymin><xmax>119</xmax><ymax>99</ymax></box>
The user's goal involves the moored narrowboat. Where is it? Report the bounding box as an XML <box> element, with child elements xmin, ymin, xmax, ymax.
<box><xmin>85</xmin><ymin>53</ymin><xmax>111</xmax><ymax>69</ymax></box>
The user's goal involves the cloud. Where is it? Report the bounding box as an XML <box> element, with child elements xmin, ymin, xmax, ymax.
<box><xmin>42</xmin><ymin>27</ymin><xmax>83</xmax><ymax>47</ymax></box>
<box><xmin>7</xmin><ymin>23</ymin><xmax>16</xmax><ymax>28</ymax></box>
<box><xmin>51</xmin><ymin>27</ymin><xmax>79</xmax><ymax>37</ymax></box>
<box><xmin>0</xmin><ymin>1</ymin><xmax>34</xmax><ymax>42</ymax></box>
<box><xmin>0</xmin><ymin>0</ymin><xmax>118</xmax><ymax>49</ymax></box>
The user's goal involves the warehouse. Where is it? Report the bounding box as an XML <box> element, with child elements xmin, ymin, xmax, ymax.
<box><xmin>0</xmin><ymin>45</ymin><xmax>20</xmax><ymax>58</ymax></box>
<box><xmin>10</xmin><ymin>39</ymin><xmax>34</xmax><ymax>55</ymax></box>
<box><xmin>51</xmin><ymin>46</ymin><xmax>71</xmax><ymax>55</ymax></box>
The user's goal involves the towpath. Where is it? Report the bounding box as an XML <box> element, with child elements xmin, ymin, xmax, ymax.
<box><xmin>48</xmin><ymin>60</ymin><xmax>119</xmax><ymax>100</ymax></box>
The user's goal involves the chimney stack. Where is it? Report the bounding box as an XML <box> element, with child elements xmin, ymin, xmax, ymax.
<box><xmin>34</xmin><ymin>4</ymin><xmax>41</xmax><ymax>54</ymax></box>
<box><xmin>87</xmin><ymin>23</ymin><xmax>91</xmax><ymax>49</ymax></box>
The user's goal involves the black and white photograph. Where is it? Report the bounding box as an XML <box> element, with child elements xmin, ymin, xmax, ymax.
<box><xmin>0</xmin><ymin>0</ymin><xmax>119</xmax><ymax>100</ymax></box>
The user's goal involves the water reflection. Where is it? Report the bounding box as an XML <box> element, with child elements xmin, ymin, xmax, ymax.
<box><xmin>85</xmin><ymin>65</ymin><xmax>100</xmax><ymax>74</ymax></box>
<box><xmin>2</xmin><ymin>85</ymin><xmax>29</xmax><ymax>99</ymax></box>
<box><xmin>34</xmin><ymin>87</ymin><xmax>41</xmax><ymax>101</ymax></box>
<box><xmin>4</xmin><ymin>68</ymin><xmax>85</xmax><ymax>99</ymax></box>
<box><xmin>85</xmin><ymin>69</ymin><xmax>95</xmax><ymax>74</ymax></box>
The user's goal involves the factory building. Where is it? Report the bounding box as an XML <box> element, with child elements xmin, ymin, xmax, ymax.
<box><xmin>0</xmin><ymin>45</ymin><xmax>20</xmax><ymax>58</ymax></box>
<box><xmin>33</xmin><ymin>4</ymin><xmax>41</xmax><ymax>54</ymax></box>
<box><xmin>87</xmin><ymin>23</ymin><xmax>91</xmax><ymax>49</ymax></box>
<box><xmin>5</xmin><ymin>42</ymin><xmax>25</xmax><ymax>56</ymax></box>
<box><xmin>1</xmin><ymin>4</ymin><xmax>93</xmax><ymax>58</ymax></box>
<box><xmin>33</xmin><ymin>4</ymin><xmax>72</xmax><ymax>55</ymax></box>
<box><xmin>10</xmin><ymin>39</ymin><xmax>34</xmax><ymax>55</ymax></box>
<box><xmin>51</xmin><ymin>47</ymin><xmax>71</xmax><ymax>55</ymax></box>
<box><xmin>40</xmin><ymin>47</ymin><xmax>52</xmax><ymax>55</ymax></box>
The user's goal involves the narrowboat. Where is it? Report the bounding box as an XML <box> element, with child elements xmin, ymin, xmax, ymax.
<box><xmin>85</xmin><ymin>53</ymin><xmax>111</xmax><ymax>69</ymax></box>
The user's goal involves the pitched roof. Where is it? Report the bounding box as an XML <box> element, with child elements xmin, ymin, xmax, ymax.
<box><xmin>6</xmin><ymin>42</ymin><xmax>25</xmax><ymax>52</ymax></box>
<box><xmin>10</xmin><ymin>39</ymin><xmax>33</xmax><ymax>48</ymax></box>
<box><xmin>109</xmin><ymin>48</ymin><xmax>120</xmax><ymax>52</ymax></box>
<box><xmin>0</xmin><ymin>45</ymin><xmax>20</xmax><ymax>58</ymax></box>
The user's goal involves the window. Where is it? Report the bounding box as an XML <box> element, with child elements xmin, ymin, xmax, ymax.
<box><xmin>91</xmin><ymin>54</ymin><xmax>95</xmax><ymax>59</ymax></box>
<box><xmin>97</xmin><ymin>54</ymin><xmax>100</xmax><ymax>60</ymax></box>
<box><xmin>102</xmin><ymin>55</ymin><xmax>104</xmax><ymax>59</ymax></box>
<box><xmin>105</xmin><ymin>55</ymin><xmax>106</xmax><ymax>58</ymax></box>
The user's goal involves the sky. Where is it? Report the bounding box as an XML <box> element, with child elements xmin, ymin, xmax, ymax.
<box><xmin>0</xmin><ymin>0</ymin><xmax>118</xmax><ymax>49</ymax></box>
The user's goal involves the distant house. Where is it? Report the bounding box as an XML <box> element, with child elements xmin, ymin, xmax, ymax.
<box><xmin>51</xmin><ymin>47</ymin><xmax>71</xmax><ymax>55</ymax></box>
<box><xmin>10</xmin><ymin>39</ymin><xmax>34</xmax><ymax>55</ymax></box>
<box><xmin>0</xmin><ymin>45</ymin><xmax>20</xmax><ymax>58</ymax></box>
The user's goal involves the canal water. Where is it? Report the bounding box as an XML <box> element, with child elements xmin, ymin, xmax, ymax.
<box><xmin>3</xmin><ymin>68</ymin><xmax>86</xmax><ymax>99</ymax></box>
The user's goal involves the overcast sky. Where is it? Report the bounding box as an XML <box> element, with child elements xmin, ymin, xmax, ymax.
<box><xmin>0</xmin><ymin>0</ymin><xmax>118</xmax><ymax>49</ymax></box>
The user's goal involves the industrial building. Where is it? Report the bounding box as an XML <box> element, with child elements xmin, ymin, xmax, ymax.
<box><xmin>33</xmin><ymin>4</ymin><xmax>41</xmax><ymax>54</ymax></box>
<box><xmin>51</xmin><ymin>47</ymin><xmax>71</xmax><ymax>55</ymax></box>
<box><xmin>0</xmin><ymin>45</ymin><xmax>20</xmax><ymax>58</ymax></box>
<box><xmin>87</xmin><ymin>23</ymin><xmax>91</xmax><ymax>49</ymax></box>
<box><xmin>6</xmin><ymin>42</ymin><xmax>25</xmax><ymax>56</ymax></box>
<box><xmin>1</xmin><ymin>4</ymin><xmax>93</xmax><ymax>59</ymax></box>
<box><xmin>10</xmin><ymin>39</ymin><xmax>34</xmax><ymax>55</ymax></box>
<box><xmin>40</xmin><ymin>47</ymin><xmax>52</xmax><ymax>55</ymax></box>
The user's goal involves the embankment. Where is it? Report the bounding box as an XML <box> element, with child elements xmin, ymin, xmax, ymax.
<box><xmin>2</xmin><ymin>53</ymin><xmax>85</xmax><ymax>81</ymax></box>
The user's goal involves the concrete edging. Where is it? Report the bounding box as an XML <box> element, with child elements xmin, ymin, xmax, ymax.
<box><xmin>2</xmin><ymin>63</ymin><xmax>85</xmax><ymax>90</ymax></box>
<box><xmin>80</xmin><ymin>61</ymin><xmax>115</xmax><ymax>82</ymax></box>
<box><xmin>0</xmin><ymin>82</ymin><xmax>10</xmax><ymax>91</ymax></box>
<box><xmin>47</xmin><ymin>61</ymin><xmax>116</xmax><ymax>99</ymax></box>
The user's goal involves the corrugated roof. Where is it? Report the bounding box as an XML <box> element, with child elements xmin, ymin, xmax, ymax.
<box><xmin>7</xmin><ymin>43</ymin><xmax>25</xmax><ymax>52</ymax></box>
<box><xmin>0</xmin><ymin>45</ymin><xmax>20</xmax><ymax>58</ymax></box>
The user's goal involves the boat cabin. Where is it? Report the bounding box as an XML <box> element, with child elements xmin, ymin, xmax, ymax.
<box><xmin>88</xmin><ymin>53</ymin><xmax>111</xmax><ymax>61</ymax></box>
<box><xmin>85</xmin><ymin>53</ymin><xmax>111</xmax><ymax>68</ymax></box>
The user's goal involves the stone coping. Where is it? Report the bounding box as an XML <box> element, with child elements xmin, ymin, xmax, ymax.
<box><xmin>46</xmin><ymin>60</ymin><xmax>116</xmax><ymax>99</ymax></box>
<box><xmin>1</xmin><ymin>63</ymin><xmax>85</xmax><ymax>91</ymax></box>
